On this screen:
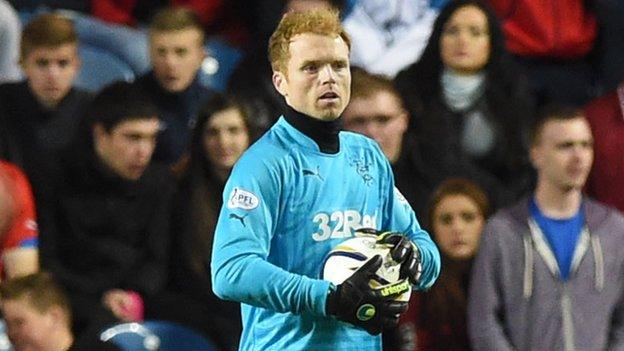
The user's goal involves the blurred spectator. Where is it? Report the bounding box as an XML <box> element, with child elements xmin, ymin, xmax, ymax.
<box><xmin>583</xmin><ymin>81</ymin><xmax>624</xmax><ymax>213</ymax></box>
<box><xmin>0</xmin><ymin>0</ymin><xmax>21</xmax><ymax>83</ymax></box>
<box><xmin>0</xmin><ymin>161</ymin><xmax>38</xmax><ymax>281</ymax></box>
<box><xmin>392</xmin><ymin>178</ymin><xmax>490</xmax><ymax>351</ymax></box>
<box><xmin>343</xmin><ymin>67</ymin><xmax>504</xmax><ymax>218</ymax></box>
<box><xmin>227</xmin><ymin>0</ymin><xmax>343</xmax><ymax>132</ymax></box>
<box><xmin>0</xmin><ymin>13</ymin><xmax>91</xmax><ymax>208</ymax></box>
<box><xmin>343</xmin><ymin>0</ymin><xmax>443</xmax><ymax>78</ymax></box>
<box><xmin>343</xmin><ymin>68</ymin><xmax>409</xmax><ymax>164</ymax></box>
<box><xmin>91</xmin><ymin>0</ymin><xmax>250</xmax><ymax>49</ymax></box>
<box><xmin>169</xmin><ymin>94</ymin><xmax>256</xmax><ymax>350</ymax></box>
<box><xmin>135</xmin><ymin>6</ymin><xmax>215</xmax><ymax>168</ymax></box>
<box><xmin>0</xmin><ymin>272</ymin><xmax>120</xmax><ymax>351</ymax></box>
<box><xmin>91</xmin><ymin>0</ymin><xmax>224</xmax><ymax>30</ymax></box>
<box><xmin>395</xmin><ymin>0</ymin><xmax>534</xmax><ymax>208</ymax></box>
<box><xmin>39</xmin><ymin>82</ymin><xmax>175</xmax><ymax>336</ymax></box>
<box><xmin>7</xmin><ymin>0</ymin><xmax>88</xmax><ymax>12</ymax></box>
<box><xmin>592</xmin><ymin>0</ymin><xmax>624</xmax><ymax>93</ymax></box>
<box><xmin>468</xmin><ymin>104</ymin><xmax>624</xmax><ymax>350</ymax></box>
<box><xmin>486</xmin><ymin>0</ymin><xmax>624</xmax><ymax>105</ymax></box>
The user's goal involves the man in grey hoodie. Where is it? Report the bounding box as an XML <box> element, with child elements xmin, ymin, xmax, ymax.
<box><xmin>468</xmin><ymin>104</ymin><xmax>624</xmax><ymax>351</ymax></box>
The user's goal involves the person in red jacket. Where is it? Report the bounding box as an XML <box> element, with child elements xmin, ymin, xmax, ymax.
<box><xmin>90</xmin><ymin>0</ymin><xmax>248</xmax><ymax>46</ymax></box>
<box><xmin>487</xmin><ymin>0</ymin><xmax>624</xmax><ymax>106</ymax></box>
<box><xmin>583</xmin><ymin>82</ymin><xmax>624</xmax><ymax>213</ymax></box>
<box><xmin>91</xmin><ymin>0</ymin><xmax>223</xmax><ymax>28</ymax></box>
<box><xmin>0</xmin><ymin>161</ymin><xmax>39</xmax><ymax>281</ymax></box>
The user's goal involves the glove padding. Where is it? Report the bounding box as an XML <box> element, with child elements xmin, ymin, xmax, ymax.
<box><xmin>326</xmin><ymin>255</ymin><xmax>409</xmax><ymax>335</ymax></box>
<box><xmin>370</xmin><ymin>230</ymin><xmax>423</xmax><ymax>285</ymax></box>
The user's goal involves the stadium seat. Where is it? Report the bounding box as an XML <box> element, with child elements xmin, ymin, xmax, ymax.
<box><xmin>74</xmin><ymin>45</ymin><xmax>135</xmax><ymax>92</ymax></box>
<box><xmin>199</xmin><ymin>37</ymin><xmax>243</xmax><ymax>92</ymax></box>
<box><xmin>99</xmin><ymin>320</ymin><xmax>219</xmax><ymax>351</ymax></box>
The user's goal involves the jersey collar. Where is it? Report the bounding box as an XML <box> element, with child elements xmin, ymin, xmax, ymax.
<box><xmin>283</xmin><ymin>106</ymin><xmax>342</xmax><ymax>154</ymax></box>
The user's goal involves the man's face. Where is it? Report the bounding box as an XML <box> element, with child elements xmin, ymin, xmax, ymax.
<box><xmin>20</xmin><ymin>43</ymin><xmax>80</xmax><ymax>108</ymax></box>
<box><xmin>94</xmin><ymin>118</ymin><xmax>161</xmax><ymax>181</ymax></box>
<box><xmin>531</xmin><ymin>117</ymin><xmax>594</xmax><ymax>193</ymax></box>
<box><xmin>273</xmin><ymin>33</ymin><xmax>351</xmax><ymax>120</ymax></box>
<box><xmin>149</xmin><ymin>28</ymin><xmax>206</xmax><ymax>93</ymax></box>
<box><xmin>1</xmin><ymin>298</ymin><xmax>57</xmax><ymax>351</ymax></box>
<box><xmin>343</xmin><ymin>90</ymin><xmax>408</xmax><ymax>163</ymax></box>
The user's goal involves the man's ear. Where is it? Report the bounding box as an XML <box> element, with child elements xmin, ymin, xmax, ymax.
<box><xmin>18</xmin><ymin>55</ymin><xmax>27</xmax><ymax>72</ymax></box>
<box><xmin>92</xmin><ymin>123</ymin><xmax>109</xmax><ymax>146</ymax></box>
<box><xmin>43</xmin><ymin>305</ymin><xmax>63</xmax><ymax>327</ymax></box>
<box><xmin>272</xmin><ymin>71</ymin><xmax>288</xmax><ymax>97</ymax></box>
<box><xmin>529</xmin><ymin>145</ymin><xmax>540</xmax><ymax>169</ymax></box>
<box><xmin>93</xmin><ymin>123</ymin><xmax>105</xmax><ymax>138</ymax></box>
<box><xmin>397</xmin><ymin>110</ymin><xmax>409</xmax><ymax>134</ymax></box>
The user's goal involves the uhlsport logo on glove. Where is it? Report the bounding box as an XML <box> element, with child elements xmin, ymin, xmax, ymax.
<box><xmin>356</xmin><ymin>304</ymin><xmax>376</xmax><ymax>321</ymax></box>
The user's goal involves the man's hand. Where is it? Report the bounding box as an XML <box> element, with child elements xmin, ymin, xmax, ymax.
<box><xmin>326</xmin><ymin>255</ymin><xmax>409</xmax><ymax>335</ymax></box>
<box><xmin>102</xmin><ymin>289</ymin><xmax>144</xmax><ymax>322</ymax></box>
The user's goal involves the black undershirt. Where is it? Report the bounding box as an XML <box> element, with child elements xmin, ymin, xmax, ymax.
<box><xmin>283</xmin><ymin>106</ymin><xmax>342</xmax><ymax>154</ymax></box>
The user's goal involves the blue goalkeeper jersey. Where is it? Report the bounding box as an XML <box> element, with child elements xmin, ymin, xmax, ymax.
<box><xmin>211</xmin><ymin>116</ymin><xmax>440</xmax><ymax>351</ymax></box>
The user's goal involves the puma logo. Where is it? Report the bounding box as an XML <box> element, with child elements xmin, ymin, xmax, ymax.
<box><xmin>303</xmin><ymin>166</ymin><xmax>324</xmax><ymax>181</ymax></box>
<box><xmin>229</xmin><ymin>213</ymin><xmax>248</xmax><ymax>227</ymax></box>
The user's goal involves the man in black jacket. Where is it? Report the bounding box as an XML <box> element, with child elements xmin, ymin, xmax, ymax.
<box><xmin>0</xmin><ymin>13</ymin><xmax>91</xmax><ymax>205</ymax></box>
<box><xmin>39</xmin><ymin>81</ymin><xmax>175</xmax><ymax>335</ymax></box>
<box><xmin>134</xmin><ymin>6</ymin><xmax>214</xmax><ymax>168</ymax></box>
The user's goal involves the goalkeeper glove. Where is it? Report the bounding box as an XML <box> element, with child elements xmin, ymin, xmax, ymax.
<box><xmin>368</xmin><ymin>229</ymin><xmax>423</xmax><ymax>285</ymax></box>
<box><xmin>325</xmin><ymin>255</ymin><xmax>409</xmax><ymax>335</ymax></box>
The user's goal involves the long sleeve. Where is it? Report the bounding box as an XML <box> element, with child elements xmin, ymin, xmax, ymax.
<box><xmin>211</xmin><ymin>152</ymin><xmax>331</xmax><ymax>317</ymax></box>
<box><xmin>380</xmin><ymin>157</ymin><xmax>440</xmax><ymax>290</ymax></box>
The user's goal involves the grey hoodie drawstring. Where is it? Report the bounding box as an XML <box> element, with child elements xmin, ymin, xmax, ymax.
<box><xmin>591</xmin><ymin>235</ymin><xmax>604</xmax><ymax>292</ymax></box>
<box><xmin>523</xmin><ymin>234</ymin><xmax>533</xmax><ymax>299</ymax></box>
<box><xmin>522</xmin><ymin>227</ymin><xmax>605</xmax><ymax>299</ymax></box>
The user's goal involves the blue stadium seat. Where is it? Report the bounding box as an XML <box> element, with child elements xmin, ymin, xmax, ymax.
<box><xmin>74</xmin><ymin>45</ymin><xmax>135</xmax><ymax>92</ymax></box>
<box><xmin>99</xmin><ymin>320</ymin><xmax>219</xmax><ymax>351</ymax></box>
<box><xmin>199</xmin><ymin>37</ymin><xmax>243</xmax><ymax>92</ymax></box>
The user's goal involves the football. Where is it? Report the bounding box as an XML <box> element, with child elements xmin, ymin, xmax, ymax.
<box><xmin>321</xmin><ymin>232</ymin><xmax>412</xmax><ymax>302</ymax></box>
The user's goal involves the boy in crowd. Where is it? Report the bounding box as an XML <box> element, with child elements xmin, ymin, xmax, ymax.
<box><xmin>0</xmin><ymin>13</ymin><xmax>90</xmax><ymax>204</ymax></box>
<box><xmin>134</xmin><ymin>6</ymin><xmax>214</xmax><ymax>168</ymax></box>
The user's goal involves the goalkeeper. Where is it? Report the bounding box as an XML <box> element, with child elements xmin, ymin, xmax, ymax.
<box><xmin>211</xmin><ymin>8</ymin><xmax>440</xmax><ymax>351</ymax></box>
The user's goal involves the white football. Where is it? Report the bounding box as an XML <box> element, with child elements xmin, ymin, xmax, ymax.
<box><xmin>322</xmin><ymin>234</ymin><xmax>412</xmax><ymax>302</ymax></box>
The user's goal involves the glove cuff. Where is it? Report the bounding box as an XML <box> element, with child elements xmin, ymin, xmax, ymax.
<box><xmin>325</xmin><ymin>283</ymin><xmax>339</xmax><ymax>316</ymax></box>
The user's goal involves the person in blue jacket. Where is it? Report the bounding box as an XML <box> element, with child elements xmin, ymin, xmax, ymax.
<box><xmin>211</xmin><ymin>8</ymin><xmax>440</xmax><ymax>351</ymax></box>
